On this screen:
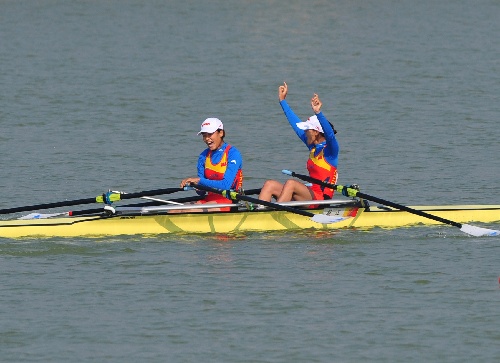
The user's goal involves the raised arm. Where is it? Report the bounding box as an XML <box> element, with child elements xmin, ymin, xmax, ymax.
<box><xmin>311</xmin><ymin>93</ymin><xmax>339</xmax><ymax>157</ymax></box>
<box><xmin>279</xmin><ymin>82</ymin><xmax>308</xmax><ymax>145</ymax></box>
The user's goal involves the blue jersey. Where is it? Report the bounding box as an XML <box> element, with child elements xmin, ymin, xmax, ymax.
<box><xmin>196</xmin><ymin>142</ymin><xmax>243</xmax><ymax>190</ymax></box>
<box><xmin>280</xmin><ymin>100</ymin><xmax>339</xmax><ymax>167</ymax></box>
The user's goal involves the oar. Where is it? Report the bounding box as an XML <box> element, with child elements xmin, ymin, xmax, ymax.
<box><xmin>282</xmin><ymin>170</ymin><xmax>499</xmax><ymax>237</ymax></box>
<box><xmin>18</xmin><ymin>188</ymin><xmax>265</xmax><ymax>220</ymax></box>
<box><xmin>118</xmin><ymin>188</ymin><xmax>262</xmax><ymax>208</ymax></box>
<box><xmin>109</xmin><ymin>190</ymin><xmax>183</xmax><ymax>205</ymax></box>
<box><xmin>190</xmin><ymin>183</ymin><xmax>346</xmax><ymax>224</ymax></box>
<box><xmin>0</xmin><ymin>187</ymin><xmax>183</xmax><ymax>215</ymax></box>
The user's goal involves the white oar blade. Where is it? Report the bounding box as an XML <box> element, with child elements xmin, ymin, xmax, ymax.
<box><xmin>460</xmin><ymin>224</ymin><xmax>500</xmax><ymax>237</ymax></box>
<box><xmin>311</xmin><ymin>214</ymin><xmax>350</xmax><ymax>224</ymax></box>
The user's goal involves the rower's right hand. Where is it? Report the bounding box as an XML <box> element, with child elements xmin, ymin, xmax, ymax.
<box><xmin>278</xmin><ymin>82</ymin><xmax>288</xmax><ymax>101</ymax></box>
<box><xmin>180</xmin><ymin>177</ymin><xmax>200</xmax><ymax>188</ymax></box>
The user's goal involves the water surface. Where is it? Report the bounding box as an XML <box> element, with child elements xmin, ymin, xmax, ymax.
<box><xmin>1</xmin><ymin>0</ymin><xmax>499</xmax><ymax>362</ymax></box>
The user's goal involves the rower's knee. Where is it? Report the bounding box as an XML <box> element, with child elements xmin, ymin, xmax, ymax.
<box><xmin>262</xmin><ymin>179</ymin><xmax>279</xmax><ymax>190</ymax></box>
<box><xmin>260</xmin><ymin>180</ymin><xmax>281</xmax><ymax>201</ymax></box>
<box><xmin>282</xmin><ymin>179</ymin><xmax>299</xmax><ymax>190</ymax></box>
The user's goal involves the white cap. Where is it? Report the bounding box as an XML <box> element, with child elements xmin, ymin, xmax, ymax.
<box><xmin>197</xmin><ymin>118</ymin><xmax>224</xmax><ymax>135</ymax></box>
<box><xmin>296</xmin><ymin>115</ymin><xmax>323</xmax><ymax>133</ymax></box>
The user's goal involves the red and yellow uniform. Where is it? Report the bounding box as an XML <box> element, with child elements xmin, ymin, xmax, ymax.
<box><xmin>197</xmin><ymin>143</ymin><xmax>243</xmax><ymax>210</ymax></box>
<box><xmin>307</xmin><ymin>146</ymin><xmax>338</xmax><ymax>200</ymax></box>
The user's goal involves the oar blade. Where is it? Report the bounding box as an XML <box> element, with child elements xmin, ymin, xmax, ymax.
<box><xmin>311</xmin><ymin>214</ymin><xmax>350</xmax><ymax>224</ymax></box>
<box><xmin>460</xmin><ymin>224</ymin><xmax>500</xmax><ymax>237</ymax></box>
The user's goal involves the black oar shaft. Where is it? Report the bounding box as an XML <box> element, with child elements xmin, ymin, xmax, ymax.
<box><xmin>0</xmin><ymin>197</ymin><xmax>98</xmax><ymax>215</ymax></box>
<box><xmin>355</xmin><ymin>191</ymin><xmax>461</xmax><ymax>228</ymax></box>
<box><xmin>0</xmin><ymin>187</ymin><xmax>184</xmax><ymax>215</ymax></box>
<box><xmin>118</xmin><ymin>187</ymin><xmax>183</xmax><ymax>200</ymax></box>
<box><xmin>191</xmin><ymin>184</ymin><xmax>315</xmax><ymax>217</ymax></box>
<box><xmin>286</xmin><ymin>170</ymin><xmax>462</xmax><ymax>228</ymax></box>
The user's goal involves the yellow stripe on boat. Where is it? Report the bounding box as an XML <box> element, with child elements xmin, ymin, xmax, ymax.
<box><xmin>0</xmin><ymin>203</ymin><xmax>499</xmax><ymax>238</ymax></box>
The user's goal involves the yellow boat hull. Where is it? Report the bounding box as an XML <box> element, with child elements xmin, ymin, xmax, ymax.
<box><xmin>0</xmin><ymin>204</ymin><xmax>499</xmax><ymax>238</ymax></box>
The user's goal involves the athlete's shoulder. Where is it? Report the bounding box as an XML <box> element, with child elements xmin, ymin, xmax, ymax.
<box><xmin>225</xmin><ymin>143</ymin><xmax>241</xmax><ymax>153</ymax></box>
<box><xmin>199</xmin><ymin>148</ymin><xmax>210</xmax><ymax>157</ymax></box>
<box><xmin>225</xmin><ymin>144</ymin><xmax>243</xmax><ymax>165</ymax></box>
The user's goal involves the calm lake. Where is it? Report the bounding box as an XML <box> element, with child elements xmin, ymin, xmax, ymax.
<box><xmin>1</xmin><ymin>0</ymin><xmax>499</xmax><ymax>362</ymax></box>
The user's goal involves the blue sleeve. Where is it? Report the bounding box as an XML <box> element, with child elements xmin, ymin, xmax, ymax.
<box><xmin>280</xmin><ymin>100</ymin><xmax>308</xmax><ymax>146</ymax></box>
<box><xmin>197</xmin><ymin>149</ymin><xmax>209</xmax><ymax>178</ymax></box>
<box><xmin>316</xmin><ymin>111</ymin><xmax>340</xmax><ymax>165</ymax></box>
<box><xmin>198</xmin><ymin>146</ymin><xmax>243</xmax><ymax>190</ymax></box>
<box><xmin>194</xmin><ymin>149</ymin><xmax>209</xmax><ymax>195</ymax></box>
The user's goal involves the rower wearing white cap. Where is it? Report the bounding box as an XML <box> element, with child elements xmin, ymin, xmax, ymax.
<box><xmin>180</xmin><ymin>118</ymin><xmax>243</xmax><ymax>212</ymax></box>
<box><xmin>259</xmin><ymin>82</ymin><xmax>339</xmax><ymax>204</ymax></box>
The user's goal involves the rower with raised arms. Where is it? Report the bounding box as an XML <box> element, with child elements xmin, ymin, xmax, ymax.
<box><xmin>179</xmin><ymin>117</ymin><xmax>244</xmax><ymax>212</ymax></box>
<box><xmin>259</xmin><ymin>82</ymin><xmax>340</xmax><ymax>204</ymax></box>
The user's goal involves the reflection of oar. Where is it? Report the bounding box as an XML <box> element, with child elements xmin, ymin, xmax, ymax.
<box><xmin>190</xmin><ymin>183</ymin><xmax>347</xmax><ymax>224</ymax></box>
<box><xmin>0</xmin><ymin>187</ymin><xmax>183</xmax><ymax>215</ymax></box>
<box><xmin>282</xmin><ymin>169</ymin><xmax>500</xmax><ymax>237</ymax></box>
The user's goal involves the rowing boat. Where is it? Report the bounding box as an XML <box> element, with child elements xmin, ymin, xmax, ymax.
<box><xmin>1</xmin><ymin>198</ymin><xmax>499</xmax><ymax>238</ymax></box>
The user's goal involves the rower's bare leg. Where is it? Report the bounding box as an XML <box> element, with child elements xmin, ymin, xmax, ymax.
<box><xmin>276</xmin><ymin>179</ymin><xmax>315</xmax><ymax>202</ymax></box>
<box><xmin>259</xmin><ymin>180</ymin><xmax>284</xmax><ymax>202</ymax></box>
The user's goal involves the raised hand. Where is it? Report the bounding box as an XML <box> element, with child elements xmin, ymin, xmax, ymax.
<box><xmin>311</xmin><ymin>93</ymin><xmax>322</xmax><ymax>114</ymax></box>
<box><xmin>278</xmin><ymin>82</ymin><xmax>288</xmax><ymax>101</ymax></box>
